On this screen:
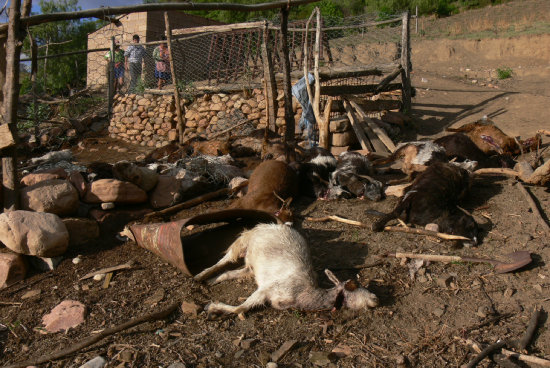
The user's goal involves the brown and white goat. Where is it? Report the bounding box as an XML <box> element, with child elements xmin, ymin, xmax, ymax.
<box><xmin>446</xmin><ymin>118</ymin><xmax>520</xmax><ymax>155</ymax></box>
<box><xmin>194</xmin><ymin>223</ymin><xmax>378</xmax><ymax>315</ymax></box>
<box><xmin>229</xmin><ymin>160</ymin><xmax>299</xmax><ymax>223</ymax></box>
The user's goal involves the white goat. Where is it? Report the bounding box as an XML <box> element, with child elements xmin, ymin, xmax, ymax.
<box><xmin>194</xmin><ymin>224</ymin><xmax>378</xmax><ymax>315</ymax></box>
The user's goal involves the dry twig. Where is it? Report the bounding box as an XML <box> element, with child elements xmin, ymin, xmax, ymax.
<box><xmin>516</xmin><ymin>181</ymin><xmax>550</xmax><ymax>234</ymax></box>
<box><xmin>4</xmin><ymin>301</ymin><xmax>180</xmax><ymax>368</ymax></box>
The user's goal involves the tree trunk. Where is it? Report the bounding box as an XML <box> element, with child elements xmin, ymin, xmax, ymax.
<box><xmin>279</xmin><ymin>5</ymin><xmax>295</xmax><ymax>161</ymax></box>
<box><xmin>164</xmin><ymin>12</ymin><xmax>185</xmax><ymax>144</ymax></box>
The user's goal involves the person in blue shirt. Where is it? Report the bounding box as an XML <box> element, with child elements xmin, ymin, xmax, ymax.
<box><xmin>124</xmin><ymin>34</ymin><xmax>146</xmax><ymax>93</ymax></box>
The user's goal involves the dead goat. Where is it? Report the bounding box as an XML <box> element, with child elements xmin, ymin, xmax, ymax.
<box><xmin>86</xmin><ymin>162</ymin><xmax>114</xmax><ymax>182</ymax></box>
<box><xmin>446</xmin><ymin>118</ymin><xmax>520</xmax><ymax>155</ymax></box>
<box><xmin>296</xmin><ymin>147</ymin><xmax>338</xmax><ymax>199</ymax></box>
<box><xmin>434</xmin><ymin>133</ymin><xmax>516</xmax><ymax>168</ymax></box>
<box><xmin>229</xmin><ymin>160</ymin><xmax>299</xmax><ymax>223</ymax></box>
<box><xmin>373</xmin><ymin>141</ymin><xmax>448</xmax><ymax>179</ymax></box>
<box><xmin>372</xmin><ymin>162</ymin><xmax>478</xmax><ymax>246</ymax></box>
<box><xmin>194</xmin><ymin>223</ymin><xmax>378</xmax><ymax>315</ymax></box>
<box><xmin>331</xmin><ymin>151</ymin><xmax>384</xmax><ymax>201</ymax></box>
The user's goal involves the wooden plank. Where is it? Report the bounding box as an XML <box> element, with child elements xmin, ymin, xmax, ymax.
<box><xmin>343</xmin><ymin>100</ymin><xmax>372</xmax><ymax>153</ymax></box>
<box><xmin>0</xmin><ymin>124</ymin><xmax>15</xmax><ymax>150</ymax></box>
<box><xmin>331</xmin><ymin>99</ymin><xmax>401</xmax><ymax>113</ymax></box>
<box><xmin>320</xmin><ymin>83</ymin><xmax>401</xmax><ymax>96</ymax></box>
<box><xmin>348</xmin><ymin>98</ymin><xmax>397</xmax><ymax>153</ymax></box>
<box><xmin>360</xmin><ymin>119</ymin><xmax>388</xmax><ymax>154</ymax></box>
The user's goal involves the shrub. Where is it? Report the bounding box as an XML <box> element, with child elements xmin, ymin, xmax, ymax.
<box><xmin>496</xmin><ymin>67</ymin><xmax>513</xmax><ymax>79</ymax></box>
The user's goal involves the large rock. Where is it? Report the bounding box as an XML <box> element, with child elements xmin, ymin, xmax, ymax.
<box><xmin>21</xmin><ymin>179</ymin><xmax>79</xmax><ymax>216</ymax></box>
<box><xmin>0</xmin><ymin>211</ymin><xmax>69</xmax><ymax>257</ymax></box>
<box><xmin>68</xmin><ymin>171</ymin><xmax>88</xmax><ymax>198</ymax></box>
<box><xmin>20</xmin><ymin>168</ymin><xmax>67</xmax><ymax>187</ymax></box>
<box><xmin>0</xmin><ymin>252</ymin><xmax>27</xmax><ymax>288</ymax></box>
<box><xmin>84</xmin><ymin>179</ymin><xmax>148</xmax><ymax>204</ymax></box>
<box><xmin>112</xmin><ymin>161</ymin><xmax>159</xmax><ymax>192</ymax></box>
<box><xmin>42</xmin><ymin>300</ymin><xmax>86</xmax><ymax>333</ymax></box>
<box><xmin>62</xmin><ymin>218</ymin><xmax>100</xmax><ymax>246</ymax></box>
<box><xmin>149</xmin><ymin>176</ymin><xmax>181</xmax><ymax>209</ymax></box>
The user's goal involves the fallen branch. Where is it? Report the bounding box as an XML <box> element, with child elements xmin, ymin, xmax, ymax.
<box><xmin>516</xmin><ymin>181</ymin><xmax>550</xmax><ymax>234</ymax></box>
<box><xmin>79</xmin><ymin>261</ymin><xmax>134</xmax><ymax>281</ymax></box>
<box><xmin>501</xmin><ymin>348</ymin><xmax>550</xmax><ymax>367</ymax></box>
<box><xmin>465</xmin><ymin>340</ymin><xmax>507</xmax><ymax>368</ymax></box>
<box><xmin>4</xmin><ymin>301</ymin><xmax>180</xmax><ymax>368</ymax></box>
<box><xmin>383</xmin><ymin>225</ymin><xmax>470</xmax><ymax>241</ymax></box>
<box><xmin>515</xmin><ymin>306</ymin><xmax>543</xmax><ymax>351</ymax></box>
<box><xmin>305</xmin><ymin>215</ymin><xmax>367</xmax><ymax>227</ymax></box>
<box><xmin>209</xmin><ymin>119</ymin><xmax>249</xmax><ymax>140</ymax></box>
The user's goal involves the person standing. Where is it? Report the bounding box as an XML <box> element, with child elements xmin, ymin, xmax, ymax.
<box><xmin>104</xmin><ymin>41</ymin><xmax>125</xmax><ymax>94</ymax></box>
<box><xmin>124</xmin><ymin>34</ymin><xmax>145</xmax><ymax>94</ymax></box>
<box><xmin>153</xmin><ymin>37</ymin><xmax>171</xmax><ymax>89</ymax></box>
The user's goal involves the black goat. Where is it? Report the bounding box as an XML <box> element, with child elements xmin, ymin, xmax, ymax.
<box><xmin>372</xmin><ymin>162</ymin><xmax>478</xmax><ymax>246</ymax></box>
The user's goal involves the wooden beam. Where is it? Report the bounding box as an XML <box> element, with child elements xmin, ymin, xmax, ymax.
<box><xmin>164</xmin><ymin>12</ymin><xmax>185</xmax><ymax>145</ymax></box>
<box><xmin>343</xmin><ymin>100</ymin><xmax>372</xmax><ymax>152</ymax></box>
<box><xmin>347</xmin><ymin>98</ymin><xmax>397</xmax><ymax>152</ymax></box>
<box><xmin>320</xmin><ymin>83</ymin><xmax>401</xmax><ymax>96</ymax></box>
<box><xmin>173</xmin><ymin>21</ymin><xmax>265</xmax><ymax>36</ymax></box>
<box><xmin>0</xmin><ymin>0</ymin><xmax>321</xmax><ymax>33</ymax></box>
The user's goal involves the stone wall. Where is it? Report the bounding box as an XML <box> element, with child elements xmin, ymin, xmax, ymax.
<box><xmin>108</xmin><ymin>89</ymin><xmax>304</xmax><ymax>147</ymax></box>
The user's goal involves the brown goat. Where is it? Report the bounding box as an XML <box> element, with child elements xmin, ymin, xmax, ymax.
<box><xmin>229</xmin><ymin>160</ymin><xmax>299</xmax><ymax>223</ymax></box>
<box><xmin>446</xmin><ymin>118</ymin><xmax>520</xmax><ymax>155</ymax></box>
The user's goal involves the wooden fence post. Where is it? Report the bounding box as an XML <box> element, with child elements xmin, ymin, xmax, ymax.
<box><xmin>261</xmin><ymin>21</ymin><xmax>277</xmax><ymax>143</ymax></box>
<box><xmin>2</xmin><ymin>0</ymin><xmax>25</xmax><ymax>211</ymax></box>
<box><xmin>108</xmin><ymin>36</ymin><xmax>115</xmax><ymax>119</ymax></box>
<box><xmin>29</xmin><ymin>33</ymin><xmax>39</xmax><ymax>137</ymax></box>
<box><xmin>164</xmin><ymin>12</ymin><xmax>185</xmax><ymax>145</ymax></box>
<box><xmin>400</xmin><ymin>10</ymin><xmax>412</xmax><ymax>113</ymax></box>
<box><xmin>279</xmin><ymin>4</ymin><xmax>296</xmax><ymax>161</ymax></box>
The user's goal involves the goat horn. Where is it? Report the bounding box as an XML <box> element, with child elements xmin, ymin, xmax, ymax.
<box><xmin>272</xmin><ymin>191</ymin><xmax>285</xmax><ymax>203</ymax></box>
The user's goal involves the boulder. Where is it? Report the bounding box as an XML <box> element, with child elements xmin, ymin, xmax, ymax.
<box><xmin>68</xmin><ymin>171</ymin><xmax>88</xmax><ymax>198</ymax></box>
<box><xmin>0</xmin><ymin>252</ymin><xmax>27</xmax><ymax>288</ymax></box>
<box><xmin>42</xmin><ymin>300</ymin><xmax>86</xmax><ymax>333</ymax></box>
<box><xmin>112</xmin><ymin>161</ymin><xmax>159</xmax><ymax>192</ymax></box>
<box><xmin>21</xmin><ymin>179</ymin><xmax>79</xmax><ymax>216</ymax></box>
<box><xmin>149</xmin><ymin>176</ymin><xmax>181</xmax><ymax>209</ymax></box>
<box><xmin>0</xmin><ymin>211</ymin><xmax>69</xmax><ymax>257</ymax></box>
<box><xmin>20</xmin><ymin>168</ymin><xmax>67</xmax><ymax>187</ymax></box>
<box><xmin>84</xmin><ymin>179</ymin><xmax>148</xmax><ymax>204</ymax></box>
<box><xmin>62</xmin><ymin>218</ymin><xmax>100</xmax><ymax>246</ymax></box>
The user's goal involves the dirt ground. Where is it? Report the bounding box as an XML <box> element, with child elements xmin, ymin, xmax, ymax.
<box><xmin>2</xmin><ymin>2</ymin><xmax>550</xmax><ymax>367</ymax></box>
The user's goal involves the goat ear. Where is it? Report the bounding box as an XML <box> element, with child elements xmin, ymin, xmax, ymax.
<box><xmin>324</xmin><ymin>269</ymin><xmax>341</xmax><ymax>286</ymax></box>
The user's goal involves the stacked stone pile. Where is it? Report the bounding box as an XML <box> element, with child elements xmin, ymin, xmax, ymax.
<box><xmin>108</xmin><ymin>89</ymin><xmax>303</xmax><ymax>145</ymax></box>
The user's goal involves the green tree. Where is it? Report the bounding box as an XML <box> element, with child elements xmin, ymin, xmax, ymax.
<box><xmin>21</xmin><ymin>0</ymin><xmax>105</xmax><ymax>95</ymax></box>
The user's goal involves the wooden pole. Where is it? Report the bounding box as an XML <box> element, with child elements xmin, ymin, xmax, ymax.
<box><xmin>164</xmin><ymin>12</ymin><xmax>185</xmax><ymax>145</ymax></box>
<box><xmin>107</xmin><ymin>36</ymin><xmax>114</xmax><ymax>119</ymax></box>
<box><xmin>2</xmin><ymin>0</ymin><xmax>24</xmax><ymax>211</ymax></box>
<box><xmin>43</xmin><ymin>38</ymin><xmax>49</xmax><ymax>90</ymax></box>
<box><xmin>261</xmin><ymin>21</ymin><xmax>277</xmax><ymax>140</ymax></box>
<box><xmin>279</xmin><ymin>4</ymin><xmax>295</xmax><ymax>161</ymax></box>
<box><xmin>29</xmin><ymin>33</ymin><xmax>39</xmax><ymax>137</ymax></box>
<box><xmin>400</xmin><ymin>11</ymin><xmax>412</xmax><ymax>113</ymax></box>
<box><xmin>415</xmin><ymin>6</ymin><xmax>418</xmax><ymax>34</ymax></box>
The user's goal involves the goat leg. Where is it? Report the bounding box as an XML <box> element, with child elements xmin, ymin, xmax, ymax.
<box><xmin>194</xmin><ymin>251</ymin><xmax>240</xmax><ymax>282</ymax></box>
<box><xmin>206</xmin><ymin>289</ymin><xmax>268</xmax><ymax>315</ymax></box>
<box><xmin>206</xmin><ymin>267</ymin><xmax>252</xmax><ymax>286</ymax></box>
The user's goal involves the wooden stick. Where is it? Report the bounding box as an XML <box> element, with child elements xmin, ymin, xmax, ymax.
<box><xmin>514</xmin><ymin>306</ymin><xmax>543</xmax><ymax>351</ymax></box>
<box><xmin>79</xmin><ymin>261</ymin><xmax>134</xmax><ymax>281</ymax></box>
<box><xmin>465</xmin><ymin>340</ymin><xmax>507</xmax><ymax>368</ymax></box>
<box><xmin>209</xmin><ymin>119</ymin><xmax>249</xmax><ymax>139</ymax></box>
<box><xmin>343</xmin><ymin>100</ymin><xmax>372</xmax><ymax>152</ymax></box>
<box><xmin>347</xmin><ymin>98</ymin><xmax>396</xmax><ymax>152</ymax></box>
<box><xmin>473</xmin><ymin>168</ymin><xmax>520</xmax><ymax>178</ymax></box>
<box><xmin>537</xmin><ymin>129</ymin><xmax>550</xmax><ymax>136</ymax></box>
<box><xmin>261</xmin><ymin>21</ymin><xmax>277</xmax><ymax>138</ymax></box>
<box><xmin>4</xmin><ymin>301</ymin><xmax>180</xmax><ymax>368</ymax></box>
<box><xmin>279</xmin><ymin>4</ymin><xmax>296</xmax><ymax>162</ymax></box>
<box><xmin>164</xmin><ymin>12</ymin><xmax>185</xmax><ymax>145</ymax></box>
<box><xmin>305</xmin><ymin>215</ymin><xmax>367</xmax><ymax>227</ymax></box>
<box><xmin>516</xmin><ymin>181</ymin><xmax>550</xmax><ymax>234</ymax></box>
<box><xmin>384</xmin><ymin>225</ymin><xmax>470</xmax><ymax>241</ymax></box>
<box><xmin>144</xmin><ymin>180</ymin><xmax>248</xmax><ymax>220</ymax></box>
<box><xmin>501</xmin><ymin>348</ymin><xmax>550</xmax><ymax>367</ymax></box>
<box><xmin>400</xmin><ymin>11</ymin><xmax>412</xmax><ymax>112</ymax></box>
